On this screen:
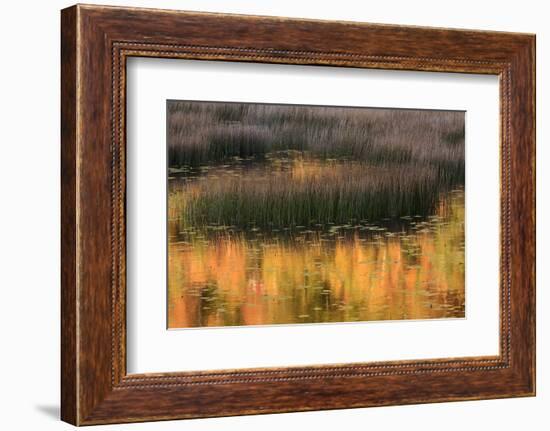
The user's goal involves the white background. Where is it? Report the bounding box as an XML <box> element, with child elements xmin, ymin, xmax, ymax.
<box><xmin>0</xmin><ymin>0</ymin><xmax>547</xmax><ymax>430</ymax></box>
<box><xmin>127</xmin><ymin>59</ymin><xmax>499</xmax><ymax>373</ymax></box>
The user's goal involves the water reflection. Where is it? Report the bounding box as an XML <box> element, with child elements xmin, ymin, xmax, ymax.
<box><xmin>167</xmin><ymin>158</ymin><xmax>465</xmax><ymax>328</ymax></box>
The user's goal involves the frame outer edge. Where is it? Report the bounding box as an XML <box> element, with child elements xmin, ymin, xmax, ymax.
<box><xmin>526</xmin><ymin>35</ymin><xmax>536</xmax><ymax>395</ymax></box>
<box><xmin>506</xmin><ymin>34</ymin><xmax>536</xmax><ymax>396</ymax></box>
<box><xmin>523</xmin><ymin>34</ymin><xmax>536</xmax><ymax>395</ymax></box>
<box><xmin>61</xmin><ymin>5</ymin><xmax>79</xmax><ymax>426</ymax></box>
<box><xmin>531</xmin><ymin>34</ymin><xmax>536</xmax><ymax>396</ymax></box>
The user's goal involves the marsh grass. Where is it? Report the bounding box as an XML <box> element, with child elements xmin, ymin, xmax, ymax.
<box><xmin>175</xmin><ymin>159</ymin><xmax>448</xmax><ymax>228</ymax></box>
<box><xmin>167</xmin><ymin>101</ymin><xmax>465</xmax><ymax>229</ymax></box>
<box><xmin>168</xmin><ymin>101</ymin><xmax>464</xmax><ymax>174</ymax></box>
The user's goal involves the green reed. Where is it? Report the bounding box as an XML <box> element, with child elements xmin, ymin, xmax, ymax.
<box><xmin>176</xmin><ymin>161</ymin><xmax>457</xmax><ymax>229</ymax></box>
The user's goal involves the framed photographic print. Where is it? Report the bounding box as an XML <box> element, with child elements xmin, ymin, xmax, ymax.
<box><xmin>61</xmin><ymin>4</ymin><xmax>536</xmax><ymax>425</ymax></box>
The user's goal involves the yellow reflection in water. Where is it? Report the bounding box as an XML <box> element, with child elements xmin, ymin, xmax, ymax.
<box><xmin>167</xmin><ymin>189</ymin><xmax>465</xmax><ymax>328</ymax></box>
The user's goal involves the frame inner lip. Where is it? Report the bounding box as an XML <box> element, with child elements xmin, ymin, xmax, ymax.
<box><xmin>115</xmin><ymin>45</ymin><xmax>511</xmax><ymax>383</ymax></box>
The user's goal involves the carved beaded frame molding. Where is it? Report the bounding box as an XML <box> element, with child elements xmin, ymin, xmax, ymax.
<box><xmin>61</xmin><ymin>4</ymin><xmax>535</xmax><ymax>426</ymax></box>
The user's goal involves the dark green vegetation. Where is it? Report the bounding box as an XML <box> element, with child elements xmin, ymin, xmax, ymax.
<box><xmin>172</xmin><ymin>159</ymin><xmax>446</xmax><ymax>230</ymax></box>
<box><xmin>167</xmin><ymin>101</ymin><xmax>465</xmax><ymax>228</ymax></box>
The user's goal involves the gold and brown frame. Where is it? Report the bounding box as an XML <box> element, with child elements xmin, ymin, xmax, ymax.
<box><xmin>61</xmin><ymin>4</ymin><xmax>535</xmax><ymax>425</ymax></box>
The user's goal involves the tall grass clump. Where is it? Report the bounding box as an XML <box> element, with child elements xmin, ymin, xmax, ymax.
<box><xmin>177</xmin><ymin>162</ymin><xmax>450</xmax><ymax>229</ymax></box>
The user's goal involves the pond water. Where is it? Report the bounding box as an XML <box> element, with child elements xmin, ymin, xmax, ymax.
<box><xmin>167</xmin><ymin>156</ymin><xmax>465</xmax><ymax>328</ymax></box>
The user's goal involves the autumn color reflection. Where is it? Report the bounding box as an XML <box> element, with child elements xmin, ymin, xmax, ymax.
<box><xmin>168</xmin><ymin>187</ymin><xmax>465</xmax><ymax>328</ymax></box>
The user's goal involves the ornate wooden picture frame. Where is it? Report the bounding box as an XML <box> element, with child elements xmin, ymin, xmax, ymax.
<box><xmin>61</xmin><ymin>4</ymin><xmax>535</xmax><ymax>425</ymax></box>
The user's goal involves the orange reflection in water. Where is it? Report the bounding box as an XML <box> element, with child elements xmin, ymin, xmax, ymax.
<box><xmin>167</xmin><ymin>190</ymin><xmax>465</xmax><ymax>328</ymax></box>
